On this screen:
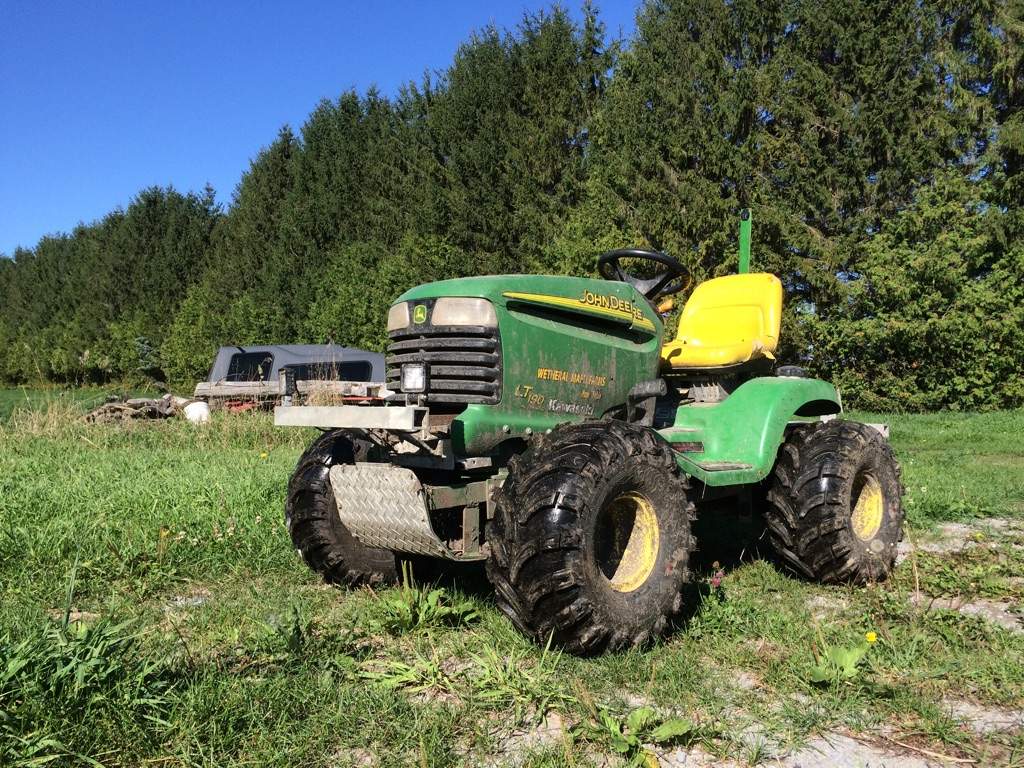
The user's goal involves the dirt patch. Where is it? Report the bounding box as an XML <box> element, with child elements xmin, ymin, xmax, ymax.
<box><xmin>780</xmin><ymin>731</ymin><xmax>939</xmax><ymax>767</ymax></box>
<box><xmin>955</xmin><ymin>598</ymin><xmax>1024</xmax><ymax>632</ymax></box>
<box><xmin>944</xmin><ymin>698</ymin><xmax>1024</xmax><ymax>733</ymax></box>
<box><xmin>740</xmin><ymin>637</ymin><xmax>788</xmax><ymax>664</ymax></box>
<box><xmin>165</xmin><ymin>587</ymin><xmax>212</xmax><ymax>611</ymax></box>
<box><xmin>657</xmin><ymin>728</ymin><xmax>970</xmax><ymax>767</ymax></box>
<box><xmin>909</xmin><ymin>594</ymin><xmax>1024</xmax><ymax>633</ymax></box>
<box><xmin>166</xmin><ymin>595</ymin><xmax>210</xmax><ymax>610</ymax></box>
<box><xmin>46</xmin><ymin>607</ymin><xmax>100</xmax><ymax>623</ymax></box>
<box><xmin>728</xmin><ymin>669</ymin><xmax>761</xmax><ymax>691</ymax></box>
<box><xmin>898</xmin><ymin>524</ymin><xmax>978</xmax><ymax>562</ymax></box>
<box><xmin>490</xmin><ymin>712</ymin><xmax>568</xmax><ymax>765</ymax></box>
<box><xmin>657</xmin><ymin>744</ymin><xmax>741</xmax><ymax>767</ymax></box>
<box><xmin>806</xmin><ymin>593</ymin><xmax>849</xmax><ymax>621</ymax></box>
<box><xmin>897</xmin><ymin>517</ymin><xmax>1024</xmax><ymax>564</ymax></box>
<box><xmin>619</xmin><ymin>691</ymin><xmax>657</xmax><ymax>709</ymax></box>
<box><xmin>975</xmin><ymin>517</ymin><xmax>1024</xmax><ymax>532</ymax></box>
<box><xmin>331</xmin><ymin>747</ymin><xmax>376</xmax><ymax>767</ymax></box>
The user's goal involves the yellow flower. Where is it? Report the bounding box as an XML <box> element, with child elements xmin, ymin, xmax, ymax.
<box><xmin>865</xmin><ymin>631</ymin><xmax>878</xmax><ymax>644</ymax></box>
<box><xmin>259</xmin><ymin>452</ymin><xmax>268</xmax><ymax>459</ymax></box>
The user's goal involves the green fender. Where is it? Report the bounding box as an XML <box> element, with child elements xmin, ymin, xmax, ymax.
<box><xmin>658</xmin><ymin>377</ymin><xmax>841</xmax><ymax>487</ymax></box>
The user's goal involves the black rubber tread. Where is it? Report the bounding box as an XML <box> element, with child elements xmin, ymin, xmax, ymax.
<box><xmin>485</xmin><ymin>420</ymin><xmax>696</xmax><ymax>655</ymax></box>
<box><xmin>285</xmin><ymin>430</ymin><xmax>400</xmax><ymax>587</ymax></box>
<box><xmin>764</xmin><ymin>420</ymin><xmax>905</xmax><ymax>584</ymax></box>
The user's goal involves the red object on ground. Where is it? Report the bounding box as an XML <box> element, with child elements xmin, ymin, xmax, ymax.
<box><xmin>225</xmin><ymin>401</ymin><xmax>260</xmax><ymax>413</ymax></box>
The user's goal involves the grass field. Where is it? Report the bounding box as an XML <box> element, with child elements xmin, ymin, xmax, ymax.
<box><xmin>1</xmin><ymin>391</ymin><xmax>1023</xmax><ymax>766</ymax></box>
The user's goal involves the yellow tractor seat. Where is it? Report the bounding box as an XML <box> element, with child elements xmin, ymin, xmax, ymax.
<box><xmin>660</xmin><ymin>273</ymin><xmax>783</xmax><ymax>370</ymax></box>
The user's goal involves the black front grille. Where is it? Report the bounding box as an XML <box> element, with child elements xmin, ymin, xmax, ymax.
<box><xmin>387</xmin><ymin>325</ymin><xmax>502</xmax><ymax>404</ymax></box>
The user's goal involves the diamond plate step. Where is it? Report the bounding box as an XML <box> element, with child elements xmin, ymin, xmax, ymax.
<box><xmin>329</xmin><ymin>463</ymin><xmax>451</xmax><ymax>558</ymax></box>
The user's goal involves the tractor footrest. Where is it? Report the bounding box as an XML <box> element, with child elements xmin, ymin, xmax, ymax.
<box><xmin>696</xmin><ymin>461</ymin><xmax>753</xmax><ymax>472</ymax></box>
<box><xmin>329</xmin><ymin>464</ymin><xmax>453</xmax><ymax>559</ymax></box>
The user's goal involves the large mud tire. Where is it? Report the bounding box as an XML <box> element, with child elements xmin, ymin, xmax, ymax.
<box><xmin>486</xmin><ymin>421</ymin><xmax>695</xmax><ymax>655</ymax></box>
<box><xmin>765</xmin><ymin>420</ymin><xmax>904</xmax><ymax>584</ymax></box>
<box><xmin>285</xmin><ymin>430</ymin><xmax>400</xmax><ymax>587</ymax></box>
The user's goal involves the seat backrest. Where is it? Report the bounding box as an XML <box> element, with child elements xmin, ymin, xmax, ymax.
<box><xmin>672</xmin><ymin>273</ymin><xmax>782</xmax><ymax>350</ymax></box>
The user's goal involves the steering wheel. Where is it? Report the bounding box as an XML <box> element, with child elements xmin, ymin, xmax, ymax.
<box><xmin>596</xmin><ymin>249</ymin><xmax>691</xmax><ymax>301</ymax></box>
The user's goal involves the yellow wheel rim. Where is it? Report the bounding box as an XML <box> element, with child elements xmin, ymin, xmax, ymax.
<box><xmin>851</xmin><ymin>475</ymin><xmax>884</xmax><ymax>542</ymax></box>
<box><xmin>596</xmin><ymin>492</ymin><xmax>660</xmax><ymax>593</ymax></box>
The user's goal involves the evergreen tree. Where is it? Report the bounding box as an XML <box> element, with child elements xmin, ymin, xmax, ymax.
<box><xmin>810</xmin><ymin>170</ymin><xmax>1024</xmax><ymax>410</ymax></box>
<box><xmin>428</xmin><ymin>6</ymin><xmax>612</xmax><ymax>271</ymax></box>
<box><xmin>1</xmin><ymin>0</ymin><xmax>1020</xmax><ymax>409</ymax></box>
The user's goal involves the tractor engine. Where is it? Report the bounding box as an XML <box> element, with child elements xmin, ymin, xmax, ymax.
<box><xmin>379</xmin><ymin>276</ymin><xmax>662</xmax><ymax>456</ymax></box>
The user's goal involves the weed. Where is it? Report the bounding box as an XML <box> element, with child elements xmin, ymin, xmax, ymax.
<box><xmin>376</xmin><ymin>564</ymin><xmax>479</xmax><ymax>634</ymax></box>
<box><xmin>0</xmin><ymin>618</ymin><xmax>171</xmax><ymax>765</ymax></box>
<box><xmin>703</xmin><ymin>560</ymin><xmax>727</xmax><ymax>603</ymax></box>
<box><xmin>571</xmin><ymin>705</ymin><xmax>694</xmax><ymax>766</ymax></box>
<box><xmin>808</xmin><ymin>630</ymin><xmax>877</xmax><ymax>686</ymax></box>
<box><xmin>469</xmin><ymin>640</ymin><xmax>571</xmax><ymax>723</ymax></box>
<box><xmin>359</xmin><ymin>648</ymin><xmax>456</xmax><ymax>695</ymax></box>
<box><xmin>262</xmin><ymin>604</ymin><xmax>309</xmax><ymax>655</ymax></box>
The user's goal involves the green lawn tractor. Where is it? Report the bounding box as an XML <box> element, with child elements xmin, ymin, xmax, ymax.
<box><xmin>275</xmin><ymin>211</ymin><xmax>904</xmax><ymax>655</ymax></box>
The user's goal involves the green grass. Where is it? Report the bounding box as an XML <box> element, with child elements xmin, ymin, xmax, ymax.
<box><xmin>856</xmin><ymin>409</ymin><xmax>1024</xmax><ymax>523</ymax></box>
<box><xmin>1</xmin><ymin>402</ymin><xmax>1022</xmax><ymax>766</ymax></box>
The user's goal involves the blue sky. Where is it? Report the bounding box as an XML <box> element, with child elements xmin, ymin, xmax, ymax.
<box><xmin>0</xmin><ymin>1</ymin><xmax>638</xmax><ymax>257</ymax></box>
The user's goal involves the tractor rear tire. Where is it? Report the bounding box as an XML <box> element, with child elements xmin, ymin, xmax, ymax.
<box><xmin>764</xmin><ymin>420</ymin><xmax>904</xmax><ymax>584</ymax></box>
<box><xmin>285</xmin><ymin>430</ymin><xmax>400</xmax><ymax>587</ymax></box>
<box><xmin>486</xmin><ymin>421</ymin><xmax>695</xmax><ymax>655</ymax></box>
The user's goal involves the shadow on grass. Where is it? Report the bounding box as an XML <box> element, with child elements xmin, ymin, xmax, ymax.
<box><xmin>690</xmin><ymin>496</ymin><xmax>771</xmax><ymax>574</ymax></box>
<box><xmin>405</xmin><ymin>556</ymin><xmax>493</xmax><ymax>599</ymax></box>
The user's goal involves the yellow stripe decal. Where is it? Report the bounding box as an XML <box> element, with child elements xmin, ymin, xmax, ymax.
<box><xmin>502</xmin><ymin>291</ymin><xmax>656</xmax><ymax>332</ymax></box>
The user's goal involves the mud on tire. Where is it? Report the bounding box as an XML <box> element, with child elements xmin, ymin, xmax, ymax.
<box><xmin>285</xmin><ymin>430</ymin><xmax>400</xmax><ymax>587</ymax></box>
<box><xmin>764</xmin><ymin>420</ymin><xmax>904</xmax><ymax>584</ymax></box>
<box><xmin>486</xmin><ymin>420</ymin><xmax>695</xmax><ymax>655</ymax></box>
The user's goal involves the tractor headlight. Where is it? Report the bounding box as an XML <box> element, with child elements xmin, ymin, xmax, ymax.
<box><xmin>401</xmin><ymin>363</ymin><xmax>427</xmax><ymax>393</ymax></box>
<box><xmin>431</xmin><ymin>297</ymin><xmax>497</xmax><ymax>327</ymax></box>
<box><xmin>387</xmin><ymin>302</ymin><xmax>410</xmax><ymax>331</ymax></box>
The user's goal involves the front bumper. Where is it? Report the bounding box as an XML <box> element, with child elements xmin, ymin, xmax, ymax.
<box><xmin>273</xmin><ymin>404</ymin><xmax>428</xmax><ymax>431</ymax></box>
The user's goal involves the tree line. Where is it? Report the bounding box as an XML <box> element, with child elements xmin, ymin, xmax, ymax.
<box><xmin>1</xmin><ymin>0</ymin><xmax>1021</xmax><ymax>411</ymax></box>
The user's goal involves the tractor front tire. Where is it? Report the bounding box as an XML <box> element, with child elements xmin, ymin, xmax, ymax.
<box><xmin>486</xmin><ymin>421</ymin><xmax>695</xmax><ymax>655</ymax></box>
<box><xmin>285</xmin><ymin>430</ymin><xmax>400</xmax><ymax>587</ymax></box>
<box><xmin>764</xmin><ymin>420</ymin><xmax>904</xmax><ymax>584</ymax></box>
